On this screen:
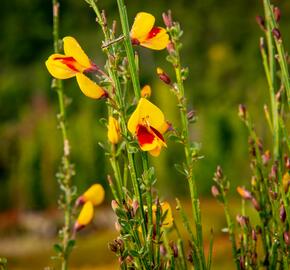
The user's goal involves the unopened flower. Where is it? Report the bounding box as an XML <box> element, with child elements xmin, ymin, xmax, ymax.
<box><xmin>236</xmin><ymin>186</ymin><xmax>252</xmax><ymax>200</ymax></box>
<box><xmin>74</xmin><ymin>201</ymin><xmax>94</xmax><ymax>231</ymax></box>
<box><xmin>282</xmin><ymin>172</ymin><xmax>290</xmax><ymax>192</ymax></box>
<box><xmin>157</xmin><ymin>67</ymin><xmax>171</xmax><ymax>85</ymax></box>
<box><xmin>45</xmin><ymin>36</ymin><xmax>106</xmax><ymax>99</ymax></box>
<box><xmin>130</xmin><ymin>12</ymin><xmax>169</xmax><ymax>50</ymax></box>
<box><xmin>128</xmin><ymin>98</ymin><xmax>169</xmax><ymax>156</ymax></box>
<box><xmin>108</xmin><ymin>116</ymin><xmax>121</xmax><ymax>144</ymax></box>
<box><xmin>76</xmin><ymin>184</ymin><xmax>105</xmax><ymax>206</ymax></box>
<box><xmin>141</xmin><ymin>85</ymin><xmax>151</xmax><ymax>98</ymax></box>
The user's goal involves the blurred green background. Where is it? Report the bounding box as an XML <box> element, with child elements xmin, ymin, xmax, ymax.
<box><xmin>0</xmin><ymin>0</ymin><xmax>289</xmax><ymax>268</ymax></box>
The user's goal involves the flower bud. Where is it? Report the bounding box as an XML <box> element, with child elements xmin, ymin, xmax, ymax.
<box><xmin>141</xmin><ymin>85</ymin><xmax>151</xmax><ymax>98</ymax></box>
<box><xmin>274</xmin><ymin>7</ymin><xmax>281</xmax><ymax>22</ymax></box>
<box><xmin>284</xmin><ymin>231</ymin><xmax>290</xmax><ymax>246</ymax></box>
<box><xmin>111</xmin><ymin>200</ymin><xmax>119</xmax><ymax>212</ymax></box>
<box><xmin>285</xmin><ymin>156</ymin><xmax>290</xmax><ymax>170</ymax></box>
<box><xmin>236</xmin><ymin>214</ymin><xmax>249</xmax><ymax>227</ymax></box>
<box><xmin>167</xmin><ymin>42</ymin><xmax>175</xmax><ymax>54</ymax></box>
<box><xmin>170</xmin><ymin>241</ymin><xmax>178</xmax><ymax>258</ymax></box>
<box><xmin>237</xmin><ymin>186</ymin><xmax>252</xmax><ymax>200</ymax></box>
<box><xmin>211</xmin><ymin>185</ymin><xmax>220</xmax><ymax>198</ymax></box>
<box><xmin>251</xmin><ymin>197</ymin><xmax>261</xmax><ymax>211</ymax></box>
<box><xmin>162</xmin><ymin>10</ymin><xmax>173</xmax><ymax>28</ymax></box>
<box><xmin>157</xmin><ymin>67</ymin><xmax>172</xmax><ymax>85</ymax></box>
<box><xmin>238</xmin><ymin>104</ymin><xmax>247</xmax><ymax>121</ymax></box>
<box><xmin>282</xmin><ymin>172</ymin><xmax>290</xmax><ymax>193</ymax></box>
<box><xmin>252</xmin><ymin>229</ymin><xmax>257</xmax><ymax>241</ymax></box>
<box><xmin>108</xmin><ymin>116</ymin><xmax>121</xmax><ymax>144</ymax></box>
<box><xmin>132</xmin><ymin>199</ymin><xmax>139</xmax><ymax>216</ymax></box>
<box><xmin>280</xmin><ymin>204</ymin><xmax>286</xmax><ymax>223</ymax></box>
<box><xmin>262</xmin><ymin>150</ymin><xmax>271</xmax><ymax>166</ymax></box>
<box><xmin>160</xmin><ymin>244</ymin><xmax>167</xmax><ymax>256</ymax></box>
<box><xmin>272</xmin><ymin>28</ymin><xmax>281</xmax><ymax>41</ymax></box>
<box><xmin>256</xmin><ymin>16</ymin><xmax>266</xmax><ymax>31</ymax></box>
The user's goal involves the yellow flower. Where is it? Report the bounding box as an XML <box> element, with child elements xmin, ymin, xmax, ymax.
<box><xmin>45</xmin><ymin>36</ymin><xmax>106</xmax><ymax>99</ymax></box>
<box><xmin>107</xmin><ymin>116</ymin><xmax>121</xmax><ymax>144</ymax></box>
<box><xmin>152</xmin><ymin>201</ymin><xmax>173</xmax><ymax>228</ymax></box>
<box><xmin>141</xmin><ymin>85</ymin><xmax>151</xmax><ymax>98</ymax></box>
<box><xmin>74</xmin><ymin>201</ymin><xmax>94</xmax><ymax>231</ymax></box>
<box><xmin>77</xmin><ymin>184</ymin><xmax>105</xmax><ymax>206</ymax></box>
<box><xmin>283</xmin><ymin>172</ymin><xmax>290</xmax><ymax>192</ymax></box>
<box><xmin>130</xmin><ymin>12</ymin><xmax>169</xmax><ymax>50</ymax></box>
<box><xmin>127</xmin><ymin>98</ymin><xmax>168</xmax><ymax>157</ymax></box>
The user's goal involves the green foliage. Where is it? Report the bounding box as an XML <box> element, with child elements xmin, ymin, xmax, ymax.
<box><xmin>1</xmin><ymin>0</ymin><xmax>290</xmax><ymax>211</ymax></box>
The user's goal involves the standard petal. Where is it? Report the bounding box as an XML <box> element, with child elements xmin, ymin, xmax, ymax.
<box><xmin>63</xmin><ymin>36</ymin><xmax>92</xmax><ymax>69</ymax></box>
<box><xmin>45</xmin><ymin>54</ymin><xmax>77</xmax><ymax>79</ymax></box>
<box><xmin>130</xmin><ymin>12</ymin><xmax>155</xmax><ymax>41</ymax></box>
<box><xmin>137</xmin><ymin>98</ymin><xmax>165</xmax><ymax>130</ymax></box>
<box><xmin>141</xmin><ymin>27</ymin><xmax>169</xmax><ymax>50</ymax></box>
<box><xmin>83</xmin><ymin>184</ymin><xmax>105</xmax><ymax>206</ymax></box>
<box><xmin>76</xmin><ymin>73</ymin><xmax>106</xmax><ymax>99</ymax></box>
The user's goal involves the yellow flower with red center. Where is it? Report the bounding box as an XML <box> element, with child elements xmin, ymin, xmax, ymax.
<box><xmin>45</xmin><ymin>36</ymin><xmax>106</xmax><ymax>99</ymax></box>
<box><xmin>130</xmin><ymin>12</ymin><xmax>169</xmax><ymax>50</ymax></box>
<box><xmin>74</xmin><ymin>184</ymin><xmax>105</xmax><ymax>231</ymax></box>
<box><xmin>128</xmin><ymin>98</ymin><xmax>169</xmax><ymax>157</ymax></box>
<box><xmin>107</xmin><ymin>116</ymin><xmax>121</xmax><ymax>144</ymax></box>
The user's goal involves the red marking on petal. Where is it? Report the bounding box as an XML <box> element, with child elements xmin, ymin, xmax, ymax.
<box><xmin>131</xmin><ymin>38</ymin><xmax>140</xmax><ymax>45</ymax></box>
<box><xmin>146</xmin><ymin>27</ymin><xmax>161</xmax><ymax>40</ymax></box>
<box><xmin>53</xmin><ymin>56</ymin><xmax>80</xmax><ymax>72</ymax></box>
<box><xmin>150</xmin><ymin>126</ymin><xmax>165</xmax><ymax>142</ymax></box>
<box><xmin>137</xmin><ymin>125</ymin><xmax>155</xmax><ymax>146</ymax></box>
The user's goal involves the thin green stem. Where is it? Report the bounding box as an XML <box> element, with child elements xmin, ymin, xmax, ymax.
<box><xmin>173</xmin><ymin>46</ymin><xmax>206</xmax><ymax>268</ymax></box>
<box><xmin>223</xmin><ymin>195</ymin><xmax>241</xmax><ymax>270</ymax></box>
<box><xmin>116</xmin><ymin>0</ymin><xmax>141</xmax><ymax>99</ymax></box>
<box><xmin>52</xmin><ymin>0</ymin><xmax>74</xmax><ymax>269</ymax></box>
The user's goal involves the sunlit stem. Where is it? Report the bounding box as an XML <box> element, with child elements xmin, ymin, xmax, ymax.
<box><xmin>52</xmin><ymin>0</ymin><xmax>74</xmax><ymax>269</ymax></box>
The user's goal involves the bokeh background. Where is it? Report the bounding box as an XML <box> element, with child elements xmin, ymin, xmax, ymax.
<box><xmin>0</xmin><ymin>0</ymin><xmax>289</xmax><ymax>269</ymax></box>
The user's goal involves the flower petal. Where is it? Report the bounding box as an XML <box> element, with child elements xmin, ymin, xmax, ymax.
<box><xmin>63</xmin><ymin>36</ymin><xmax>92</xmax><ymax>69</ymax></box>
<box><xmin>77</xmin><ymin>201</ymin><xmax>94</xmax><ymax>226</ymax></box>
<box><xmin>83</xmin><ymin>184</ymin><xmax>105</xmax><ymax>206</ymax></box>
<box><xmin>76</xmin><ymin>73</ymin><xmax>106</xmax><ymax>99</ymax></box>
<box><xmin>130</xmin><ymin>12</ymin><xmax>155</xmax><ymax>41</ymax></box>
<box><xmin>128</xmin><ymin>98</ymin><xmax>165</xmax><ymax>134</ymax></box>
<box><xmin>45</xmin><ymin>54</ymin><xmax>78</xmax><ymax>79</ymax></box>
<box><xmin>140</xmin><ymin>27</ymin><xmax>169</xmax><ymax>50</ymax></box>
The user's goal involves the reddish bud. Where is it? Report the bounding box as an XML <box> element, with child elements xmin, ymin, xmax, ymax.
<box><xmin>284</xmin><ymin>231</ymin><xmax>290</xmax><ymax>246</ymax></box>
<box><xmin>238</xmin><ymin>104</ymin><xmax>247</xmax><ymax>120</ymax></box>
<box><xmin>157</xmin><ymin>67</ymin><xmax>172</xmax><ymax>85</ymax></box>
<box><xmin>262</xmin><ymin>150</ymin><xmax>271</xmax><ymax>166</ymax></box>
<box><xmin>111</xmin><ymin>200</ymin><xmax>119</xmax><ymax>212</ymax></box>
<box><xmin>251</xmin><ymin>197</ymin><xmax>261</xmax><ymax>211</ymax></box>
<box><xmin>167</xmin><ymin>42</ymin><xmax>175</xmax><ymax>54</ymax></box>
<box><xmin>162</xmin><ymin>10</ymin><xmax>173</xmax><ymax>28</ymax></box>
<box><xmin>237</xmin><ymin>186</ymin><xmax>252</xmax><ymax>200</ymax></box>
<box><xmin>280</xmin><ymin>204</ymin><xmax>286</xmax><ymax>223</ymax></box>
<box><xmin>256</xmin><ymin>16</ymin><xmax>266</xmax><ymax>31</ymax></box>
<box><xmin>252</xmin><ymin>229</ymin><xmax>257</xmax><ymax>241</ymax></box>
<box><xmin>236</xmin><ymin>215</ymin><xmax>249</xmax><ymax>227</ymax></box>
<box><xmin>274</xmin><ymin>7</ymin><xmax>281</xmax><ymax>22</ymax></box>
<box><xmin>211</xmin><ymin>185</ymin><xmax>220</xmax><ymax>198</ymax></box>
<box><xmin>272</xmin><ymin>28</ymin><xmax>282</xmax><ymax>41</ymax></box>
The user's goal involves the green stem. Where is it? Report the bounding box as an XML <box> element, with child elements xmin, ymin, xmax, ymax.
<box><xmin>116</xmin><ymin>0</ymin><xmax>141</xmax><ymax>99</ymax></box>
<box><xmin>223</xmin><ymin>195</ymin><xmax>241</xmax><ymax>270</ymax></box>
<box><xmin>173</xmin><ymin>47</ymin><xmax>206</xmax><ymax>268</ymax></box>
<box><xmin>52</xmin><ymin>0</ymin><xmax>74</xmax><ymax>269</ymax></box>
